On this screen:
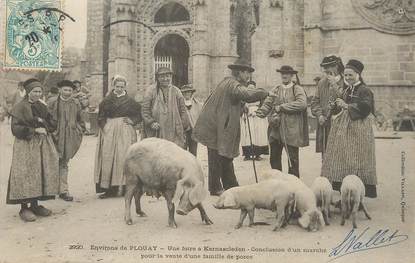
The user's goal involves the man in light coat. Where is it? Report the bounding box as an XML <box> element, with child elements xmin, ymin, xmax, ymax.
<box><xmin>256</xmin><ymin>65</ymin><xmax>309</xmax><ymax>177</ymax></box>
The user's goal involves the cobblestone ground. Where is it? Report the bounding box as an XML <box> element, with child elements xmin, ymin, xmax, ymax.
<box><xmin>0</xmin><ymin>121</ymin><xmax>414</xmax><ymax>263</ymax></box>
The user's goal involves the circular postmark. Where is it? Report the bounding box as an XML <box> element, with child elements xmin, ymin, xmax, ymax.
<box><xmin>6</xmin><ymin>0</ymin><xmax>61</xmax><ymax>69</ymax></box>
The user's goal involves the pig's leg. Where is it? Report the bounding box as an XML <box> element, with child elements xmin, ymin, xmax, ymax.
<box><xmin>134</xmin><ymin>185</ymin><xmax>147</xmax><ymax>217</ymax></box>
<box><xmin>360</xmin><ymin>201</ymin><xmax>371</xmax><ymax>220</ymax></box>
<box><xmin>235</xmin><ymin>209</ymin><xmax>248</xmax><ymax>229</ymax></box>
<box><xmin>124</xmin><ymin>184</ymin><xmax>136</xmax><ymax>225</ymax></box>
<box><xmin>197</xmin><ymin>204</ymin><xmax>213</xmax><ymax>225</ymax></box>
<box><xmin>273</xmin><ymin>204</ymin><xmax>286</xmax><ymax>231</ymax></box>
<box><xmin>322</xmin><ymin>208</ymin><xmax>330</xmax><ymax>226</ymax></box>
<box><xmin>340</xmin><ymin>199</ymin><xmax>347</xmax><ymax>226</ymax></box>
<box><xmin>351</xmin><ymin>200</ymin><xmax>359</xmax><ymax>229</ymax></box>
<box><xmin>164</xmin><ymin>190</ymin><xmax>177</xmax><ymax>228</ymax></box>
<box><xmin>247</xmin><ymin>209</ymin><xmax>255</xmax><ymax>227</ymax></box>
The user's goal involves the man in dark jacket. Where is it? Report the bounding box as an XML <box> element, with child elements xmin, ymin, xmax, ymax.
<box><xmin>193</xmin><ymin>58</ymin><xmax>269</xmax><ymax>196</ymax></box>
<box><xmin>310</xmin><ymin>56</ymin><xmax>344</xmax><ymax>158</ymax></box>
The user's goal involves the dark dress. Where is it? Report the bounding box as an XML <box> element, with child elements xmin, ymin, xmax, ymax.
<box><xmin>6</xmin><ymin>99</ymin><xmax>59</xmax><ymax>204</ymax></box>
<box><xmin>321</xmin><ymin>82</ymin><xmax>377</xmax><ymax>198</ymax></box>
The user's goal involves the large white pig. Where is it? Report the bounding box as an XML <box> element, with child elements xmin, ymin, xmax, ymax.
<box><xmin>123</xmin><ymin>138</ymin><xmax>213</xmax><ymax>227</ymax></box>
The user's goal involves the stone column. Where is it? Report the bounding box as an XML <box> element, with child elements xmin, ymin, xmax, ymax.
<box><xmin>303</xmin><ymin>0</ymin><xmax>323</xmax><ymax>85</ymax></box>
<box><xmin>85</xmin><ymin>0</ymin><xmax>111</xmax><ymax>107</ymax></box>
<box><xmin>192</xmin><ymin>0</ymin><xmax>211</xmax><ymax>98</ymax></box>
<box><xmin>108</xmin><ymin>0</ymin><xmax>137</xmax><ymax>97</ymax></box>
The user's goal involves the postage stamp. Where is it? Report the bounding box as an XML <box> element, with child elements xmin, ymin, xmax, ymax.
<box><xmin>3</xmin><ymin>0</ymin><xmax>63</xmax><ymax>71</ymax></box>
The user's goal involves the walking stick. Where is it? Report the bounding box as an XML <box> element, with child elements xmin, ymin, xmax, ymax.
<box><xmin>244</xmin><ymin>111</ymin><xmax>259</xmax><ymax>183</ymax></box>
<box><xmin>280</xmin><ymin>117</ymin><xmax>292</xmax><ymax>169</ymax></box>
<box><xmin>322</xmin><ymin>124</ymin><xmax>326</xmax><ymax>160</ymax></box>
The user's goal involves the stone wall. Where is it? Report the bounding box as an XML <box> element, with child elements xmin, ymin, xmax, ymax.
<box><xmin>84</xmin><ymin>0</ymin><xmax>415</xmax><ymax>117</ymax></box>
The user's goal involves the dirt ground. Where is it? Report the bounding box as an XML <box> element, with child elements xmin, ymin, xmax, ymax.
<box><xmin>0</xmin><ymin>121</ymin><xmax>414</xmax><ymax>263</ymax></box>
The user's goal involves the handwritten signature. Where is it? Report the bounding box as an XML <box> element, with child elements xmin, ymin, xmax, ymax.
<box><xmin>328</xmin><ymin>227</ymin><xmax>408</xmax><ymax>262</ymax></box>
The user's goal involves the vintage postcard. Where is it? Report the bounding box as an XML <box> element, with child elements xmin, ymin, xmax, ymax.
<box><xmin>0</xmin><ymin>0</ymin><xmax>414</xmax><ymax>263</ymax></box>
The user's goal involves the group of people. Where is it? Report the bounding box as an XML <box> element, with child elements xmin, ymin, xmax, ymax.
<box><xmin>193</xmin><ymin>56</ymin><xmax>377</xmax><ymax>200</ymax></box>
<box><xmin>5</xmin><ymin>55</ymin><xmax>377</xmax><ymax>222</ymax></box>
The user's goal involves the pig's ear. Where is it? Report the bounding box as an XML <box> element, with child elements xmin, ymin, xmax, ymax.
<box><xmin>189</xmin><ymin>182</ymin><xmax>208</xmax><ymax>206</ymax></box>
<box><xmin>173</xmin><ymin>179</ymin><xmax>185</xmax><ymax>205</ymax></box>
<box><xmin>223</xmin><ymin>193</ymin><xmax>237</xmax><ymax>208</ymax></box>
<box><xmin>298</xmin><ymin>213</ymin><xmax>310</xmax><ymax>229</ymax></box>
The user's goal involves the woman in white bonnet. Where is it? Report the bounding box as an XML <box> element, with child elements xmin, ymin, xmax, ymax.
<box><xmin>94</xmin><ymin>75</ymin><xmax>142</xmax><ymax>199</ymax></box>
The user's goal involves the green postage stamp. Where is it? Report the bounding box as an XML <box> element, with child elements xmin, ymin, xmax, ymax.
<box><xmin>3</xmin><ymin>0</ymin><xmax>63</xmax><ymax>71</ymax></box>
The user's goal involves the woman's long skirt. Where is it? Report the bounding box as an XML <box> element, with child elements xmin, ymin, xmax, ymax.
<box><xmin>241</xmin><ymin>115</ymin><xmax>269</xmax><ymax>157</ymax></box>
<box><xmin>321</xmin><ymin>111</ymin><xmax>377</xmax><ymax>197</ymax></box>
<box><xmin>6</xmin><ymin>134</ymin><xmax>59</xmax><ymax>204</ymax></box>
<box><xmin>94</xmin><ymin>118</ymin><xmax>137</xmax><ymax>193</ymax></box>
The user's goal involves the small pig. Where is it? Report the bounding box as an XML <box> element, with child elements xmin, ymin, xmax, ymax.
<box><xmin>123</xmin><ymin>138</ymin><xmax>213</xmax><ymax>227</ymax></box>
<box><xmin>311</xmin><ymin>177</ymin><xmax>333</xmax><ymax>225</ymax></box>
<box><xmin>213</xmin><ymin>179</ymin><xmax>295</xmax><ymax>231</ymax></box>
<box><xmin>340</xmin><ymin>175</ymin><xmax>371</xmax><ymax>228</ymax></box>
<box><xmin>263</xmin><ymin>170</ymin><xmax>325</xmax><ymax>232</ymax></box>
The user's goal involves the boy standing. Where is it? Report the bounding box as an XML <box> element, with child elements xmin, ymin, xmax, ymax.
<box><xmin>48</xmin><ymin>80</ymin><xmax>85</xmax><ymax>201</ymax></box>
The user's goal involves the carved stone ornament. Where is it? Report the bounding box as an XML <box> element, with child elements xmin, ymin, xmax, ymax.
<box><xmin>351</xmin><ymin>0</ymin><xmax>415</xmax><ymax>35</ymax></box>
<box><xmin>270</xmin><ymin>0</ymin><xmax>282</xmax><ymax>8</ymax></box>
<box><xmin>193</xmin><ymin>0</ymin><xmax>205</xmax><ymax>6</ymax></box>
<box><xmin>269</xmin><ymin>49</ymin><xmax>284</xmax><ymax>58</ymax></box>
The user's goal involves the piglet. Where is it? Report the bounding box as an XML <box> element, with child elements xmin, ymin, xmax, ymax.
<box><xmin>263</xmin><ymin>170</ymin><xmax>325</xmax><ymax>232</ymax></box>
<box><xmin>340</xmin><ymin>175</ymin><xmax>371</xmax><ymax>228</ymax></box>
<box><xmin>123</xmin><ymin>138</ymin><xmax>213</xmax><ymax>227</ymax></box>
<box><xmin>311</xmin><ymin>177</ymin><xmax>333</xmax><ymax>225</ymax></box>
<box><xmin>213</xmin><ymin>179</ymin><xmax>295</xmax><ymax>231</ymax></box>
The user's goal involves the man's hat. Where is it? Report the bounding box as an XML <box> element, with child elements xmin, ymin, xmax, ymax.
<box><xmin>57</xmin><ymin>80</ymin><xmax>76</xmax><ymax>89</ymax></box>
<box><xmin>228</xmin><ymin>58</ymin><xmax>255</xmax><ymax>73</ymax></box>
<box><xmin>23</xmin><ymin>78</ymin><xmax>42</xmax><ymax>93</ymax></box>
<box><xmin>180</xmin><ymin>84</ymin><xmax>195</xmax><ymax>93</ymax></box>
<box><xmin>345</xmin><ymin>59</ymin><xmax>364</xmax><ymax>74</ymax></box>
<box><xmin>156</xmin><ymin>67</ymin><xmax>173</xmax><ymax>75</ymax></box>
<box><xmin>276</xmin><ymin>65</ymin><xmax>298</xmax><ymax>74</ymax></box>
<box><xmin>73</xmin><ymin>80</ymin><xmax>81</xmax><ymax>85</ymax></box>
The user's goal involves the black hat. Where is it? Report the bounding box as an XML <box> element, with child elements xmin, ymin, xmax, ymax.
<box><xmin>276</xmin><ymin>65</ymin><xmax>298</xmax><ymax>74</ymax></box>
<box><xmin>57</xmin><ymin>80</ymin><xmax>76</xmax><ymax>89</ymax></box>
<box><xmin>73</xmin><ymin>80</ymin><xmax>81</xmax><ymax>85</ymax></box>
<box><xmin>313</xmin><ymin>76</ymin><xmax>321</xmax><ymax>82</ymax></box>
<box><xmin>320</xmin><ymin>55</ymin><xmax>340</xmax><ymax>67</ymax></box>
<box><xmin>228</xmin><ymin>58</ymin><xmax>255</xmax><ymax>73</ymax></box>
<box><xmin>180</xmin><ymin>84</ymin><xmax>195</xmax><ymax>93</ymax></box>
<box><xmin>345</xmin><ymin>59</ymin><xmax>364</xmax><ymax>74</ymax></box>
<box><xmin>23</xmin><ymin>78</ymin><xmax>42</xmax><ymax>93</ymax></box>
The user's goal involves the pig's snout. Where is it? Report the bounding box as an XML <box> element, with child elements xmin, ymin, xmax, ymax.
<box><xmin>176</xmin><ymin>209</ymin><xmax>188</xmax><ymax>216</ymax></box>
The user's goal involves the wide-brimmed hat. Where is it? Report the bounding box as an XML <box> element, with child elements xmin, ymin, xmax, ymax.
<box><xmin>180</xmin><ymin>84</ymin><xmax>195</xmax><ymax>93</ymax></box>
<box><xmin>228</xmin><ymin>58</ymin><xmax>255</xmax><ymax>73</ymax></box>
<box><xmin>276</xmin><ymin>65</ymin><xmax>298</xmax><ymax>74</ymax></box>
<box><xmin>345</xmin><ymin>59</ymin><xmax>364</xmax><ymax>74</ymax></box>
<box><xmin>156</xmin><ymin>67</ymin><xmax>173</xmax><ymax>75</ymax></box>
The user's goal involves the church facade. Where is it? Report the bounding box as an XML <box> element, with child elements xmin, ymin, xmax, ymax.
<box><xmin>85</xmin><ymin>0</ymin><xmax>415</xmax><ymax>117</ymax></box>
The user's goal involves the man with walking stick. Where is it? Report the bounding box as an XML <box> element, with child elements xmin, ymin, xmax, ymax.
<box><xmin>256</xmin><ymin>65</ymin><xmax>309</xmax><ymax>177</ymax></box>
<box><xmin>311</xmin><ymin>56</ymin><xmax>345</xmax><ymax>159</ymax></box>
<box><xmin>193</xmin><ymin>58</ymin><xmax>269</xmax><ymax>196</ymax></box>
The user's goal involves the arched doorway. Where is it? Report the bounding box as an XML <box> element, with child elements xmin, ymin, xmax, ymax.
<box><xmin>154</xmin><ymin>34</ymin><xmax>189</xmax><ymax>88</ymax></box>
